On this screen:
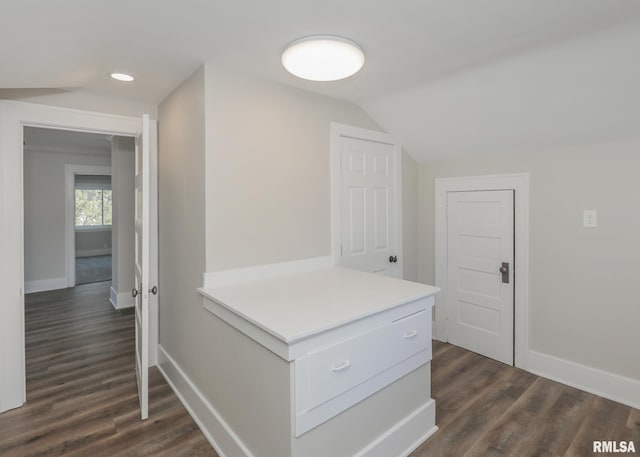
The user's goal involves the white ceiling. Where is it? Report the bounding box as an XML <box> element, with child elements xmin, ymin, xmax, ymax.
<box><xmin>3</xmin><ymin>1</ymin><xmax>640</xmax><ymax>160</ymax></box>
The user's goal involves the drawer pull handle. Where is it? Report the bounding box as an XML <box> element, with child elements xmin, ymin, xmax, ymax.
<box><xmin>404</xmin><ymin>330</ymin><xmax>418</xmax><ymax>339</ymax></box>
<box><xmin>331</xmin><ymin>361</ymin><xmax>351</xmax><ymax>372</ymax></box>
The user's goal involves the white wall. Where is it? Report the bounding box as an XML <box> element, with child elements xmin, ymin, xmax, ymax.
<box><xmin>158</xmin><ymin>65</ymin><xmax>207</xmax><ymax>379</ymax></box>
<box><xmin>110</xmin><ymin>136</ymin><xmax>135</xmax><ymax>306</ymax></box>
<box><xmin>418</xmin><ymin>139</ymin><xmax>640</xmax><ymax>382</ymax></box>
<box><xmin>23</xmin><ymin>148</ymin><xmax>111</xmax><ymax>289</ymax></box>
<box><xmin>402</xmin><ymin>151</ymin><xmax>419</xmax><ymax>281</ymax></box>
<box><xmin>204</xmin><ymin>64</ymin><xmax>383</xmax><ymax>271</ymax></box>
<box><xmin>75</xmin><ymin>228</ymin><xmax>112</xmax><ymax>257</ymax></box>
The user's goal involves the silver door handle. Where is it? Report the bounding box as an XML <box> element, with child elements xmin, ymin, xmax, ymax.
<box><xmin>132</xmin><ymin>287</ymin><xmax>139</xmax><ymax>298</ymax></box>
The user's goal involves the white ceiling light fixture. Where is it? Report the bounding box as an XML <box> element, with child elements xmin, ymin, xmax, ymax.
<box><xmin>282</xmin><ymin>35</ymin><xmax>365</xmax><ymax>82</ymax></box>
<box><xmin>110</xmin><ymin>72</ymin><xmax>135</xmax><ymax>82</ymax></box>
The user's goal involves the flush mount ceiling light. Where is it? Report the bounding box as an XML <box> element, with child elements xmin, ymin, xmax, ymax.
<box><xmin>281</xmin><ymin>35</ymin><xmax>365</xmax><ymax>82</ymax></box>
<box><xmin>110</xmin><ymin>72</ymin><xmax>135</xmax><ymax>82</ymax></box>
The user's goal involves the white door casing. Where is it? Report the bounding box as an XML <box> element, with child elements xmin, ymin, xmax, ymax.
<box><xmin>331</xmin><ymin>123</ymin><xmax>402</xmax><ymax>278</ymax></box>
<box><xmin>134</xmin><ymin>114</ymin><xmax>150</xmax><ymax>420</ymax></box>
<box><xmin>435</xmin><ymin>173</ymin><xmax>530</xmax><ymax>370</ymax></box>
<box><xmin>446</xmin><ymin>190</ymin><xmax>514</xmax><ymax>365</ymax></box>
<box><xmin>0</xmin><ymin>100</ymin><xmax>158</xmax><ymax>414</ymax></box>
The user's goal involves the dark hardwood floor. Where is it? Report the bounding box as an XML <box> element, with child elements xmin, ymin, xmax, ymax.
<box><xmin>1</xmin><ymin>282</ymin><xmax>638</xmax><ymax>456</ymax></box>
<box><xmin>413</xmin><ymin>341</ymin><xmax>640</xmax><ymax>457</ymax></box>
<box><xmin>0</xmin><ymin>282</ymin><xmax>217</xmax><ymax>457</ymax></box>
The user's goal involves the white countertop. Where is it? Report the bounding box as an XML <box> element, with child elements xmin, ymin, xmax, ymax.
<box><xmin>199</xmin><ymin>267</ymin><xmax>439</xmax><ymax>344</ymax></box>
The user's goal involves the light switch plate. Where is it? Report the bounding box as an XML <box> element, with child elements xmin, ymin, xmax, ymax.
<box><xmin>583</xmin><ymin>210</ymin><xmax>597</xmax><ymax>227</ymax></box>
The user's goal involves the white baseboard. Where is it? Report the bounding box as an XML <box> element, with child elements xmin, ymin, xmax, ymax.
<box><xmin>109</xmin><ymin>286</ymin><xmax>134</xmax><ymax>309</ymax></box>
<box><xmin>76</xmin><ymin>248</ymin><xmax>112</xmax><ymax>258</ymax></box>
<box><xmin>157</xmin><ymin>345</ymin><xmax>255</xmax><ymax>457</ymax></box>
<box><xmin>354</xmin><ymin>400</ymin><xmax>437</xmax><ymax>457</ymax></box>
<box><xmin>529</xmin><ymin>350</ymin><xmax>640</xmax><ymax>410</ymax></box>
<box><xmin>24</xmin><ymin>277</ymin><xmax>68</xmax><ymax>293</ymax></box>
<box><xmin>203</xmin><ymin>256</ymin><xmax>334</xmax><ymax>288</ymax></box>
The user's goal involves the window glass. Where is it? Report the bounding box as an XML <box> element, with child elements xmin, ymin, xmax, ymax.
<box><xmin>75</xmin><ymin>189</ymin><xmax>112</xmax><ymax>227</ymax></box>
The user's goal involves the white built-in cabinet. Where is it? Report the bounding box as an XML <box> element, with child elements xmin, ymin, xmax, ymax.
<box><xmin>199</xmin><ymin>267</ymin><xmax>440</xmax><ymax>457</ymax></box>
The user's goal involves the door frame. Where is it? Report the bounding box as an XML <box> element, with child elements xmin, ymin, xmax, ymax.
<box><xmin>330</xmin><ymin>122</ymin><xmax>403</xmax><ymax>277</ymax></box>
<box><xmin>435</xmin><ymin>173</ymin><xmax>530</xmax><ymax>369</ymax></box>
<box><xmin>65</xmin><ymin>164</ymin><xmax>113</xmax><ymax>288</ymax></box>
<box><xmin>0</xmin><ymin>100</ymin><xmax>159</xmax><ymax>413</ymax></box>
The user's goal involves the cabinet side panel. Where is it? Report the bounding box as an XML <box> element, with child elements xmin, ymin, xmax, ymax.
<box><xmin>160</xmin><ymin>308</ymin><xmax>292</xmax><ymax>457</ymax></box>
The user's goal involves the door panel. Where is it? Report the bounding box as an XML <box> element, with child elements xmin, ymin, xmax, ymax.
<box><xmin>134</xmin><ymin>114</ymin><xmax>150</xmax><ymax>420</ymax></box>
<box><xmin>340</xmin><ymin>137</ymin><xmax>399</xmax><ymax>277</ymax></box>
<box><xmin>447</xmin><ymin>190</ymin><xmax>514</xmax><ymax>365</ymax></box>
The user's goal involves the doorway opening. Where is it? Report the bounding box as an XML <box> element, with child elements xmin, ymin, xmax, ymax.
<box><xmin>22</xmin><ymin>127</ymin><xmax>135</xmax><ymax>307</ymax></box>
<box><xmin>22</xmin><ymin>126</ymin><xmax>137</xmax><ymax>401</ymax></box>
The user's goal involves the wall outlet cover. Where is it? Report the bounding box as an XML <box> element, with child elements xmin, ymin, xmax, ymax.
<box><xmin>583</xmin><ymin>210</ymin><xmax>597</xmax><ymax>228</ymax></box>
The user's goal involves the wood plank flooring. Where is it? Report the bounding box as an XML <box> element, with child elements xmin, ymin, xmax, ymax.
<box><xmin>0</xmin><ymin>282</ymin><xmax>217</xmax><ymax>457</ymax></box>
<box><xmin>412</xmin><ymin>341</ymin><xmax>640</xmax><ymax>457</ymax></box>
<box><xmin>1</xmin><ymin>282</ymin><xmax>638</xmax><ymax>456</ymax></box>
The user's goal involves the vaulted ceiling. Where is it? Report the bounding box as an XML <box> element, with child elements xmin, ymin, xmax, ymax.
<box><xmin>2</xmin><ymin>0</ymin><xmax>640</xmax><ymax>160</ymax></box>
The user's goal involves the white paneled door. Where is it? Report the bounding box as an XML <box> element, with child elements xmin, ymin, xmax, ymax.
<box><xmin>447</xmin><ymin>190</ymin><xmax>514</xmax><ymax>365</ymax></box>
<box><xmin>133</xmin><ymin>114</ymin><xmax>150</xmax><ymax>420</ymax></box>
<box><xmin>340</xmin><ymin>136</ymin><xmax>400</xmax><ymax>277</ymax></box>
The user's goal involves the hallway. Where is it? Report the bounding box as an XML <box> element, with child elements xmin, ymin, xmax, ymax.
<box><xmin>0</xmin><ymin>282</ymin><xmax>216</xmax><ymax>457</ymax></box>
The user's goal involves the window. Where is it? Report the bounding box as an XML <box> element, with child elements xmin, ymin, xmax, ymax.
<box><xmin>75</xmin><ymin>175</ymin><xmax>112</xmax><ymax>228</ymax></box>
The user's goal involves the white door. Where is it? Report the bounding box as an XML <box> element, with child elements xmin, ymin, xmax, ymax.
<box><xmin>133</xmin><ymin>114</ymin><xmax>150</xmax><ymax>420</ymax></box>
<box><xmin>339</xmin><ymin>136</ymin><xmax>400</xmax><ymax>277</ymax></box>
<box><xmin>447</xmin><ymin>190</ymin><xmax>514</xmax><ymax>365</ymax></box>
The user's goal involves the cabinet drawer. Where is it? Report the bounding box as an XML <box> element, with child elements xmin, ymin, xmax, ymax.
<box><xmin>306</xmin><ymin>309</ymin><xmax>429</xmax><ymax>409</ymax></box>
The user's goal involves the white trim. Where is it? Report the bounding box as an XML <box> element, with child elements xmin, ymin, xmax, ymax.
<box><xmin>65</xmin><ymin>164</ymin><xmax>112</xmax><ymax>288</ymax></box>
<box><xmin>434</xmin><ymin>173</ymin><xmax>530</xmax><ymax>369</ymax></box>
<box><xmin>0</xmin><ymin>100</ymin><xmax>151</xmax><ymax>413</ymax></box>
<box><xmin>109</xmin><ymin>286</ymin><xmax>134</xmax><ymax>310</ymax></box>
<box><xmin>529</xmin><ymin>350</ymin><xmax>640</xmax><ymax>410</ymax></box>
<box><xmin>353</xmin><ymin>400</ymin><xmax>437</xmax><ymax>457</ymax></box>
<box><xmin>157</xmin><ymin>345</ymin><xmax>256</xmax><ymax>457</ymax></box>
<box><xmin>202</xmin><ymin>256</ymin><xmax>334</xmax><ymax>288</ymax></box>
<box><xmin>24</xmin><ymin>277</ymin><xmax>68</xmax><ymax>294</ymax></box>
<box><xmin>76</xmin><ymin>248</ymin><xmax>112</xmax><ymax>258</ymax></box>
<box><xmin>330</xmin><ymin>122</ymin><xmax>403</xmax><ymax>278</ymax></box>
<box><xmin>75</xmin><ymin>225</ymin><xmax>112</xmax><ymax>232</ymax></box>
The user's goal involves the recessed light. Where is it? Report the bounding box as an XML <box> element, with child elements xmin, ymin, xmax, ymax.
<box><xmin>281</xmin><ymin>35</ymin><xmax>365</xmax><ymax>82</ymax></box>
<box><xmin>110</xmin><ymin>73</ymin><xmax>135</xmax><ymax>82</ymax></box>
